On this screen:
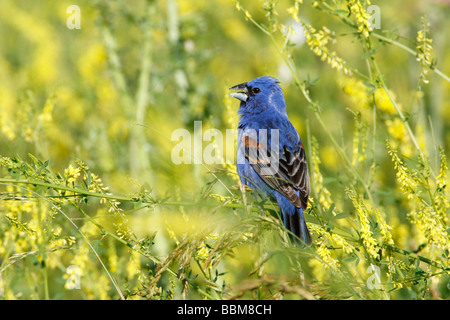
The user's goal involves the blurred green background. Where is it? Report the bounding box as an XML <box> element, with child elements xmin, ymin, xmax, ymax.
<box><xmin>0</xmin><ymin>0</ymin><xmax>449</xmax><ymax>299</ymax></box>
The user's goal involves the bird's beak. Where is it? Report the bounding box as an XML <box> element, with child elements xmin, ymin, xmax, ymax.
<box><xmin>229</xmin><ymin>82</ymin><xmax>248</xmax><ymax>102</ymax></box>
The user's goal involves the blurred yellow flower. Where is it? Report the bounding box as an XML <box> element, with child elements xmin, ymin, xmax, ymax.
<box><xmin>78</xmin><ymin>44</ymin><xmax>107</xmax><ymax>86</ymax></box>
<box><xmin>0</xmin><ymin>2</ymin><xmax>60</xmax><ymax>85</ymax></box>
<box><xmin>386</xmin><ymin>117</ymin><xmax>406</xmax><ymax>141</ymax></box>
<box><xmin>320</xmin><ymin>145</ymin><xmax>338</xmax><ymax>170</ymax></box>
<box><xmin>37</xmin><ymin>97</ymin><xmax>54</xmax><ymax>125</ymax></box>
<box><xmin>374</xmin><ymin>88</ymin><xmax>398</xmax><ymax>114</ymax></box>
<box><xmin>311</xmin><ymin>137</ymin><xmax>335</xmax><ymax>215</ymax></box>
<box><xmin>0</xmin><ymin>84</ymin><xmax>16</xmax><ymax>140</ymax></box>
<box><xmin>287</xmin><ymin>0</ymin><xmax>303</xmax><ymax>22</ymax></box>
<box><xmin>339</xmin><ymin>77</ymin><xmax>371</xmax><ymax>110</ymax></box>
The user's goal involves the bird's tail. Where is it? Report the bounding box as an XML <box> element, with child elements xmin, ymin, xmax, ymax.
<box><xmin>277</xmin><ymin>198</ymin><xmax>312</xmax><ymax>246</ymax></box>
<box><xmin>286</xmin><ymin>207</ymin><xmax>312</xmax><ymax>246</ymax></box>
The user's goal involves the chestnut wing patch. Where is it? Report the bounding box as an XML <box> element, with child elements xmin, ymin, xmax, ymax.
<box><xmin>242</xmin><ymin>135</ymin><xmax>310</xmax><ymax>209</ymax></box>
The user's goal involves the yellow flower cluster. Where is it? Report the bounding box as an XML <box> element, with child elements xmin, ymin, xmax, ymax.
<box><xmin>374</xmin><ymin>88</ymin><xmax>419</xmax><ymax>157</ymax></box>
<box><xmin>346</xmin><ymin>188</ymin><xmax>379</xmax><ymax>259</ymax></box>
<box><xmin>311</xmin><ymin>137</ymin><xmax>335</xmax><ymax>215</ymax></box>
<box><xmin>407</xmin><ymin>149</ymin><xmax>450</xmax><ymax>250</ymax></box>
<box><xmin>309</xmin><ymin>223</ymin><xmax>356</xmax><ymax>268</ymax></box>
<box><xmin>436</xmin><ymin>148</ymin><xmax>449</xmax><ymax>220</ymax></box>
<box><xmin>0</xmin><ymin>2</ymin><xmax>59</xmax><ymax>86</ymax></box>
<box><xmin>340</xmin><ymin>77</ymin><xmax>371</xmax><ymax>110</ymax></box>
<box><xmin>126</xmin><ymin>250</ymin><xmax>142</xmax><ymax>280</ymax></box>
<box><xmin>385</xmin><ymin>118</ymin><xmax>406</xmax><ymax>141</ymax></box>
<box><xmin>234</xmin><ymin>0</ymin><xmax>252</xmax><ymax>21</ymax></box>
<box><xmin>302</xmin><ymin>23</ymin><xmax>351</xmax><ymax>75</ymax></box>
<box><xmin>351</xmin><ymin>111</ymin><xmax>368</xmax><ymax>166</ymax></box>
<box><xmin>385</xmin><ymin>117</ymin><xmax>415</xmax><ymax>157</ymax></box>
<box><xmin>49</xmin><ymin>234</ymin><xmax>76</xmax><ymax>249</ymax></box>
<box><xmin>64</xmin><ymin>164</ymin><xmax>81</xmax><ymax>185</ymax></box>
<box><xmin>409</xmin><ymin>205</ymin><xmax>450</xmax><ymax>251</ymax></box>
<box><xmin>374</xmin><ymin>210</ymin><xmax>394</xmax><ymax>245</ymax></box>
<box><xmin>88</xmin><ymin>172</ymin><xmax>111</xmax><ymax>194</ymax></box>
<box><xmin>195</xmin><ymin>242</ymin><xmax>210</xmax><ymax>261</ymax></box>
<box><xmin>374</xmin><ymin>88</ymin><xmax>398</xmax><ymax>114</ymax></box>
<box><xmin>308</xmin><ymin>258</ymin><xmax>328</xmax><ymax>281</ymax></box>
<box><xmin>347</xmin><ymin>0</ymin><xmax>372</xmax><ymax>38</ymax></box>
<box><xmin>287</xmin><ymin>0</ymin><xmax>303</xmax><ymax>22</ymax></box>
<box><xmin>386</xmin><ymin>142</ymin><xmax>419</xmax><ymax>199</ymax></box>
<box><xmin>416</xmin><ymin>16</ymin><xmax>433</xmax><ymax>85</ymax></box>
<box><xmin>316</xmin><ymin>237</ymin><xmax>340</xmax><ymax>269</ymax></box>
<box><xmin>38</xmin><ymin>96</ymin><xmax>55</xmax><ymax>126</ymax></box>
<box><xmin>5</xmin><ymin>213</ymin><xmax>36</xmax><ymax>237</ymax></box>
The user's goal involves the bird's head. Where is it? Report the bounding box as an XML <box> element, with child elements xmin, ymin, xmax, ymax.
<box><xmin>229</xmin><ymin>76</ymin><xmax>285</xmax><ymax>115</ymax></box>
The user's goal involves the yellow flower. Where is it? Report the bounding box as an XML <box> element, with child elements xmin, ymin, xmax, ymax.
<box><xmin>347</xmin><ymin>0</ymin><xmax>372</xmax><ymax>38</ymax></box>
<box><xmin>308</xmin><ymin>223</ymin><xmax>355</xmax><ymax>254</ymax></box>
<box><xmin>346</xmin><ymin>188</ymin><xmax>379</xmax><ymax>259</ymax></box>
<box><xmin>320</xmin><ymin>145</ymin><xmax>338</xmax><ymax>170</ymax></box>
<box><xmin>0</xmin><ymin>85</ymin><xmax>16</xmax><ymax>140</ymax></box>
<box><xmin>127</xmin><ymin>250</ymin><xmax>141</xmax><ymax>279</ymax></box>
<box><xmin>0</xmin><ymin>2</ymin><xmax>60</xmax><ymax>85</ymax></box>
<box><xmin>374</xmin><ymin>210</ymin><xmax>394</xmax><ymax>245</ymax></box>
<box><xmin>311</xmin><ymin>137</ymin><xmax>335</xmax><ymax>215</ymax></box>
<box><xmin>386</xmin><ymin>142</ymin><xmax>419</xmax><ymax>199</ymax></box>
<box><xmin>316</xmin><ymin>238</ymin><xmax>340</xmax><ymax>269</ymax></box>
<box><xmin>196</xmin><ymin>242</ymin><xmax>210</xmax><ymax>261</ymax></box>
<box><xmin>408</xmin><ymin>205</ymin><xmax>450</xmax><ymax>250</ymax></box>
<box><xmin>340</xmin><ymin>77</ymin><xmax>371</xmax><ymax>110</ymax></box>
<box><xmin>64</xmin><ymin>164</ymin><xmax>81</xmax><ymax>184</ymax></box>
<box><xmin>374</xmin><ymin>88</ymin><xmax>397</xmax><ymax>114</ymax></box>
<box><xmin>302</xmin><ymin>23</ymin><xmax>351</xmax><ymax>75</ymax></box>
<box><xmin>308</xmin><ymin>258</ymin><xmax>328</xmax><ymax>281</ymax></box>
<box><xmin>287</xmin><ymin>0</ymin><xmax>303</xmax><ymax>22</ymax></box>
<box><xmin>416</xmin><ymin>16</ymin><xmax>433</xmax><ymax>85</ymax></box>
<box><xmin>37</xmin><ymin>96</ymin><xmax>54</xmax><ymax>126</ymax></box>
<box><xmin>78</xmin><ymin>44</ymin><xmax>107</xmax><ymax>86</ymax></box>
<box><xmin>386</xmin><ymin>117</ymin><xmax>406</xmax><ymax>141</ymax></box>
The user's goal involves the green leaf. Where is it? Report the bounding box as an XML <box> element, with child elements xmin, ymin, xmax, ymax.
<box><xmin>134</xmin><ymin>200</ymin><xmax>143</xmax><ymax>209</ymax></box>
<box><xmin>333</xmin><ymin>9</ymin><xmax>348</xmax><ymax>15</ymax></box>
<box><xmin>343</xmin><ymin>256</ymin><xmax>357</xmax><ymax>263</ymax></box>
<box><xmin>334</xmin><ymin>212</ymin><xmax>350</xmax><ymax>219</ymax></box>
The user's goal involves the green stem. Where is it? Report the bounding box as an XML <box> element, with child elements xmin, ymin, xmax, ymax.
<box><xmin>319</xmin><ymin>1</ymin><xmax>450</xmax><ymax>83</ymax></box>
<box><xmin>0</xmin><ymin>178</ymin><xmax>275</xmax><ymax>212</ymax></box>
<box><xmin>372</xmin><ymin>33</ymin><xmax>450</xmax><ymax>83</ymax></box>
<box><xmin>380</xmin><ymin>244</ymin><xmax>449</xmax><ymax>271</ymax></box>
<box><xmin>0</xmin><ymin>178</ymin><xmax>132</xmax><ymax>202</ymax></box>
<box><xmin>0</xmin><ymin>182</ymin><xmax>126</xmax><ymax>300</ymax></box>
<box><xmin>72</xmin><ymin>202</ymin><xmax>178</xmax><ymax>278</ymax></box>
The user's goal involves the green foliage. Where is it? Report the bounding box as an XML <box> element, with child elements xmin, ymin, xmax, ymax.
<box><xmin>0</xmin><ymin>0</ymin><xmax>449</xmax><ymax>300</ymax></box>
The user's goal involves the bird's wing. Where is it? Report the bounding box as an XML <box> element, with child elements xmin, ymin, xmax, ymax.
<box><xmin>241</xmin><ymin>134</ymin><xmax>310</xmax><ymax>209</ymax></box>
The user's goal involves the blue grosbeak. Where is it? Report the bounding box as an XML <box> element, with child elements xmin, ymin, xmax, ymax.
<box><xmin>230</xmin><ymin>76</ymin><xmax>312</xmax><ymax>246</ymax></box>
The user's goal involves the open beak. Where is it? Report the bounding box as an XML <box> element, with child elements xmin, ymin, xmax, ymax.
<box><xmin>229</xmin><ymin>82</ymin><xmax>248</xmax><ymax>102</ymax></box>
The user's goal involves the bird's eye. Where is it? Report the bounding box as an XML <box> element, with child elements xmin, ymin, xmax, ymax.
<box><xmin>252</xmin><ymin>88</ymin><xmax>261</xmax><ymax>94</ymax></box>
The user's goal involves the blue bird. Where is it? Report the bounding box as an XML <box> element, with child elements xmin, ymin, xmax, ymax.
<box><xmin>230</xmin><ymin>76</ymin><xmax>312</xmax><ymax>246</ymax></box>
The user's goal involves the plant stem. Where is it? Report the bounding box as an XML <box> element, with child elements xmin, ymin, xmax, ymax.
<box><xmin>0</xmin><ymin>182</ymin><xmax>126</xmax><ymax>300</ymax></box>
<box><xmin>380</xmin><ymin>244</ymin><xmax>449</xmax><ymax>271</ymax></box>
